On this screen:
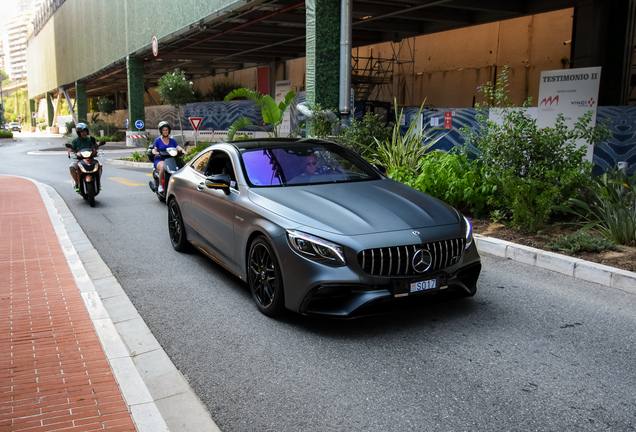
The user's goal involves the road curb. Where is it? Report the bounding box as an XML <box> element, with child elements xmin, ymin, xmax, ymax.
<box><xmin>475</xmin><ymin>234</ymin><xmax>636</xmax><ymax>295</ymax></box>
<box><xmin>106</xmin><ymin>158</ymin><xmax>153</xmax><ymax>168</ymax></box>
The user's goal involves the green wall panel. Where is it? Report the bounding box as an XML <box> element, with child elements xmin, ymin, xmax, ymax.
<box><xmin>27</xmin><ymin>0</ymin><xmax>244</xmax><ymax>97</ymax></box>
<box><xmin>306</xmin><ymin>0</ymin><xmax>340</xmax><ymax>110</ymax></box>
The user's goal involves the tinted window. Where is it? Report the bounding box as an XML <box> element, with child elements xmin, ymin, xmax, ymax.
<box><xmin>241</xmin><ymin>144</ymin><xmax>379</xmax><ymax>186</ymax></box>
<box><xmin>191</xmin><ymin>150</ymin><xmax>212</xmax><ymax>174</ymax></box>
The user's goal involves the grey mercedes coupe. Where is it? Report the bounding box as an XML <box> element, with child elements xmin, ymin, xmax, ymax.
<box><xmin>166</xmin><ymin>138</ymin><xmax>481</xmax><ymax>318</ymax></box>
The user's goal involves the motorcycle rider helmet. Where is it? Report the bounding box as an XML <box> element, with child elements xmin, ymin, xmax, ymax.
<box><xmin>158</xmin><ymin>121</ymin><xmax>172</xmax><ymax>134</ymax></box>
<box><xmin>76</xmin><ymin>123</ymin><xmax>89</xmax><ymax>136</ymax></box>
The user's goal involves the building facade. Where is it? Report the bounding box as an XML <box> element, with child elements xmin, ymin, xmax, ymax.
<box><xmin>3</xmin><ymin>14</ymin><xmax>32</xmax><ymax>81</ymax></box>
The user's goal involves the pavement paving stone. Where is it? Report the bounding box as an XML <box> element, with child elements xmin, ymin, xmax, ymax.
<box><xmin>0</xmin><ymin>175</ymin><xmax>137</xmax><ymax>432</ymax></box>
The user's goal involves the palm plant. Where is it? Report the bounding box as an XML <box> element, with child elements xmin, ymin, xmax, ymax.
<box><xmin>364</xmin><ymin>98</ymin><xmax>446</xmax><ymax>173</ymax></box>
<box><xmin>224</xmin><ymin>88</ymin><xmax>296</xmax><ymax>140</ymax></box>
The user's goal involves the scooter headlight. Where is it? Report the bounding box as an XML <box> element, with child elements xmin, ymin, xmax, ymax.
<box><xmin>79</xmin><ymin>162</ymin><xmax>99</xmax><ymax>173</ymax></box>
<box><xmin>167</xmin><ymin>147</ymin><xmax>179</xmax><ymax>157</ymax></box>
<box><xmin>80</xmin><ymin>150</ymin><xmax>93</xmax><ymax>158</ymax></box>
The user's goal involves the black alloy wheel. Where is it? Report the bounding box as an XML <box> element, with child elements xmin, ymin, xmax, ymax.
<box><xmin>168</xmin><ymin>199</ymin><xmax>188</xmax><ymax>251</ymax></box>
<box><xmin>247</xmin><ymin>236</ymin><xmax>285</xmax><ymax>317</ymax></box>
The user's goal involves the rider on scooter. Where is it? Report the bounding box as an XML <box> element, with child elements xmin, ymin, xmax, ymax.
<box><xmin>151</xmin><ymin>121</ymin><xmax>187</xmax><ymax>193</ymax></box>
<box><xmin>68</xmin><ymin>123</ymin><xmax>101</xmax><ymax>191</ymax></box>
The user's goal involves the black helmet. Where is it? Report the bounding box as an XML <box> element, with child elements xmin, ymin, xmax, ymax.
<box><xmin>158</xmin><ymin>121</ymin><xmax>172</xmax><ymax>134</ymax></box>
<box><xmin>76</xmin><ymin>123</ymin><xmax>89</xmax><ymax>136</ymax></box>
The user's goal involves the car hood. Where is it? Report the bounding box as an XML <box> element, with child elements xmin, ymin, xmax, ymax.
<box><xmin>247</xmin><ymin>179</ymin><xmax>459</xmax><ymax>235</ymax></box>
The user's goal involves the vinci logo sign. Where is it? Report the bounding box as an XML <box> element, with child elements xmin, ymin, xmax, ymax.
<box><xmin>571</xmin><ymin>98</ymin><xmax>596</xmax><ymax>108</ymax></box>
<box><xmin>540</xmin><ymin>95</ymin><xmax>559</xmax><ymax>106</ymax></box>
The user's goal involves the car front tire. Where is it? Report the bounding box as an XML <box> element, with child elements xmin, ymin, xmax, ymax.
<box><xmin>247</xmin><ymin>236</ymin><xmax>285</xmax><ymax>317</ymax></box>
<box><xmin>168</xmin><ymin>199</ymin><xmax>189</xmax><ymax>251</ymax></box>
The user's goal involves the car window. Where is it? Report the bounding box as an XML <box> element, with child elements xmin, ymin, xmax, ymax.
<box><xmin>191</xmin><ymin>150</ymin><xmax>212</xmax><ymax>174</ymax></box>
<box><xmin>241</xmin><ymin>144</ymin><xmax>379</xmax><ymax>186</ymax></box>
<box><xmin>205</xmin><ymin>151</ymin><xmax>236</xmax><ymax>182</ymax></box>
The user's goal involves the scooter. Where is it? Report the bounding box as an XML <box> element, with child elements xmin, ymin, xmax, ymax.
<box><xmin>66</xmin><ymin>141</ymin><xmax>106</xmax><ymax>207</ymax></box>
<box><xmin>148</xmin><ymin>146</ymin><xmax>185</xmax><ymax>202</ymax></box>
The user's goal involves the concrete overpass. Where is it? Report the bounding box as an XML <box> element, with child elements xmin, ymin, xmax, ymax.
<box><xmin>26</xmin><ymin>0</ymin><xmax>636</xmax><ymax>129</ymax></box>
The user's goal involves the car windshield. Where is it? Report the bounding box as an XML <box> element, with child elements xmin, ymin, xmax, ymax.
<box><xmin>241</xmin><ymin>143</ymin><xmax>381</xmax><ymax>186</ymax></box>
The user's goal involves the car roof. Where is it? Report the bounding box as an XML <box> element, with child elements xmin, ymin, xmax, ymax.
<box><xmin>225</xmin><ymin>137</ymin><xmax>339</xmax><ymax>151</ymax></box>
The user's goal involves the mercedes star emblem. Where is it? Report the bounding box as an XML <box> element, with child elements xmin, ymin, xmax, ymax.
<box><xmin>412</xmin><ymin>249</ymin><xmax>433</xmax><ymax>273</ymax></box>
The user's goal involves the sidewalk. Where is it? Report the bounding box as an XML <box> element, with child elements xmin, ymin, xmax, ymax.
<box><xmin>0</xmin><ymin>175</ymin><xmax>137</xmax><ymax>431</ymax></box>
<box><xmin>0</xmin><ymin>175</ymin><xmax>219</xmax><ymax>432</ymax></box>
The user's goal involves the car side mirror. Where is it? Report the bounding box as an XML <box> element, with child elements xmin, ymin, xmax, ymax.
<box><xmin>205</xmin><ymin>174</ymin><xmax>232</xmax><ymax>193</ymax></box>
<box><xmin>373</xmin><ymin>164</ymin><xmax>387</xmax><ymax>175</ymax></box>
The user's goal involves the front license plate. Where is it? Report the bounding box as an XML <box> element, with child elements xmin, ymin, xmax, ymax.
<box><xmin>410</xmin><ymin>278</ymin><xmax>437</xmax><ymax>293</ymax></box>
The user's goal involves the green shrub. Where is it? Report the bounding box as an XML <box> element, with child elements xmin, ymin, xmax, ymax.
<box><xmin>64</xmin><ymin>121</ymin><xmax>75</xmax><ymax>136</ymax></box>
<box><xmin>305</xmin><ymin>104</ymin><xmax>338</xmax><ymax>139</ymax></box>
<box><xmin>114</xmin><ymin>130</ymin><xmax>126</xmax><ymax>141</ymax></box>
<box><xmin>546</xmin><ymin>232</ymin><xmax>619</xmax><ymax>255</ymax></box>
<box><xmin>416</xmin><ymin>150</ymin><xmax>497</xmax><ymax>217</ymax></box>
<box><xmin>558</xmin><ymin>169</ymin><xmax>636</xmax><ymax>246</ymax></box>
<box><xmin>337</xmin><ymin>112</ymin><xmax>391</xmax><ymax>156</ymax></box>
<box><xmin>89</xmin><ymin>120</ymin><xmax>117</xmax><ymax>137</ymax></box>
<box><xmin>462</xmin><ymin>66</ymin><xmax>609</xmax><ymax>232</ymax></box>
<box><xmin>390</xmin><ymin>149</ymin><xmax>496</xmax><ymax>218</ymax></box>
<box><xmin>499</xmin><ymin>172</ymin><xmax>561</xmax><ymax>232</ymax></box>
<box><xmin>97</xmin><ymin>136</ymin><xmax>122</xmax><ymax>142</ymax></box>
<box><xmin>129</xmin><ymin>151</ymin><xmax>146</xmax><ymax>162</ymax></box>
<box><xmin>0</xmin><ymin>131</ymin><xmax>13</xmax><ymax>139</ymax></box>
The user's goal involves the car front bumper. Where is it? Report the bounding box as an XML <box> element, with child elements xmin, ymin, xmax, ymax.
<box><xmin>275</xmin><ymin>235</ymin><xmax>482</xmax><ymax>318</ymax></box>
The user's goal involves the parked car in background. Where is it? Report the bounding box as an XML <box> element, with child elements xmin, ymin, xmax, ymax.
<box><xmin>9</xmin><ymin>122</ymin><xmax>21</xmax><ymax>132</ymax></box>
<box><xmin>166</xmin><ymin>138</ymin><xmax>482</xmax><ymax>318</ymax></box>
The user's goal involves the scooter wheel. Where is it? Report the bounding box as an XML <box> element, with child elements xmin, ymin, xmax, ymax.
<box><xmin>87</xmin><ymin>182</ymin><xmax>96</xmax><ymax>207</ymax></box>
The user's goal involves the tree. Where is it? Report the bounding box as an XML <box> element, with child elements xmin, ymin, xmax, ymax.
<box><xmin>97</xmin><ymin>98</ymin><xmax>115</xmax><ymax>135</ymax></box>
<box><xmin>224</xmin><ymin>88</ymin><xmax>295</xmax><ymax>140</ymax></box>
<box><xmin>156</xmin><ymin>68</ymin><xmax>195</xmax><ymax>145</ymax></box>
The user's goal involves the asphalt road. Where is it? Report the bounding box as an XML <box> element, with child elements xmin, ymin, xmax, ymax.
<box><xmin>2</xmin><ymin>134</ymin><xmax>636</xmax><ymax>432</ymax></box>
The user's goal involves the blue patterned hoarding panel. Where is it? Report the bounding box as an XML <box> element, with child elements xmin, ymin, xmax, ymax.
<box><xmin>595</xmin><ymin>106</ymin><xmax>636</xmax><ymax>175</ymax></box>
<box><xmin>402</xmin><ymin>106</ymin><xmax>636</xmax><ymax>175</ymax></box>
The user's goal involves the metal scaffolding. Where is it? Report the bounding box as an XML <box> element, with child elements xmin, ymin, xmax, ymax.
<box><xmin>351</xmin><ymin>38</ymin><xmax>416</xmax><ymax>107</ymax></box>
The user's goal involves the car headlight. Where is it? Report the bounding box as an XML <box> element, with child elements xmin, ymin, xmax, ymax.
<box><xmin>463</xmin><ymin>215</ymin><xmax>473</xmax><ymax>249</ymax></box>
<box><xmin>287</xmin><ymin>230</ymin><xmax>346</xmax><ymax>266</ymax></box>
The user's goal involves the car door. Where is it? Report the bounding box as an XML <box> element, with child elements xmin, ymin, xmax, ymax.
<box><xmin>190</xmin><ymin>150</ymin><xmax>239</xmax><ymax>267</ymax></box>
